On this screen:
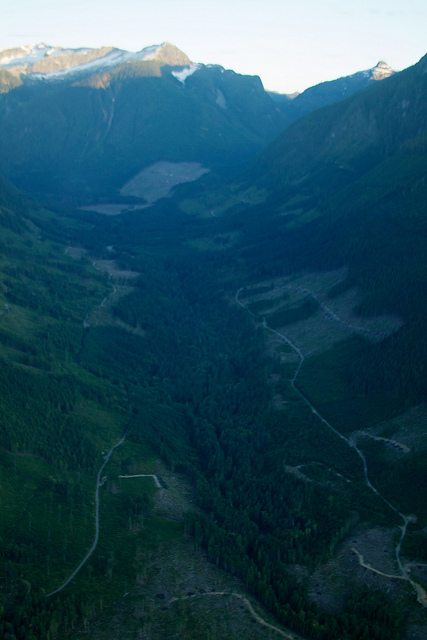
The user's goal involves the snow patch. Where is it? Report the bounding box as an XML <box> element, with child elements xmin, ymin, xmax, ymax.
<box><xmin>0</xmin><ymin>42</ymin><xmax>165</xmax><ymax>82</ymax></box>
<box><xmin>216</xmin><ymin>89</ymin><xmax>227</xmax><ymax>108</ymax></box>
<box><xmin>29</xmin><ymin>49</ymin><xmax>135</xmax><ymax>81</ymax></box>
<box><xmin>0</xmin><ymin>43</ymin><xmax>92</xmax><ymax>68</ymax></box>
<box><xmin>171</xmin><ymin>63</ymin><xmax>201</xmax><ymax>84</ymax></box>
<box><xmin>27</xmin><ymin>46</ymin><xmax>167</xmax><ymax>82</ymax></box>
<box><xmin>136</xmin><ymin>44</ymin><xmax>163</xmax><ymax>60</ymax></box>
<box><xmin>0</xmin><ymin>43</ymin><xmax>54</xmax><ymax>67</ymax></box>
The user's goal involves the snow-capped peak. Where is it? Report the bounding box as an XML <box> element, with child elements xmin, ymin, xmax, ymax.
<box><xmin>348</xmin><ymin>61</ymin><xmax>394</xmax><ymax>84</ymax></box>
<box><xmin>0</xmin><ymin>42</ymin><xmax>191</xmax><ymax>83</ymax></box>
<box><xmin>0</xmin><ymin>43</ymin><xmax>62</xmax><ymax>68</ymax></box>
<box><xmin>371</xmin><ymin>61</ymin><xmax>394</xmax><ymax>81</ymax></box>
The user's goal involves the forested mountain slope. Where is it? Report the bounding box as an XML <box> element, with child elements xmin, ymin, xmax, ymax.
<box><xmin>0</xmin><ymin>43</ymin><xmax>399</xmax><ymax>208</ymax></box>
<box><xmin>0</xmin><ymin>50</ymin><xmax>426</xmax><ymax>640</ymax></box>
<box><xmin>0</xmin><ymin>47</ymin><xmax>289</xmax><ymax>205</ymax></box>
<box><xmin>247</xmin><ymin>53</ymin><xmax>426</xmax><ymax>191</ymax></box>
<box><xmin>198</xmin><ymin>53</ymin><xmax>427</xmax><ymax>403</ymax></box>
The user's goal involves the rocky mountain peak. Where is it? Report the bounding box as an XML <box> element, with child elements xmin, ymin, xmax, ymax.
<box><xmin>150</xmin><ymin>42</ymin><xmax>191</xmax><ymax>67</ymax></box>
<box><xmin>371</xmin><ymin>60</ymin><xmax>394</xmax><ymax>80</ymax></box>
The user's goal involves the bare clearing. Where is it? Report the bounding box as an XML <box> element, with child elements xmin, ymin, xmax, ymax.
<box><xmin>65</xmin><ymin>248</ymin><xmax>141</xmax><ymax>329</ymax></box>
<box><xmin>78</xmin><ymin>161</ymin><xmax>210</xmax><ymax>216</ymax></box>
<box><xmin>91</xmin><ymin>259</ymin><xmax>140</xmax><ymax>280</ymax></box>
<box><xmin>85</xmin><ymin>541</ymin><xmax>300</xmax><ymax>640</ymax></box>
<box><xmin>370</xmin><ymin>404</ymin><xmax>427</xmax><ymax>452</ymax></box>
<box><xmin>236</xmin><ymin>273</ymin><xmax>427</xmax><ymax>626</ymax></box>
<box><xmin>79</xmin><ymin>203</ymin><xmax>150</xmax><ymax>216</ymax></box>
<box><xmin>83</xmin><ymin>460</ymin><xmax>299</xmax><ymax>640</ymax></box>
<box><xmin>65</xmin><ymin>248</ymin><xmax>140</xmax><ymax>280</ymax></box>
<box><xmin>151</xmin><ymin>460</ymin><xmax>196</xmax><ymax>522</ymax></box>
<box><xmin>352</xmin><ymin>430</ymin><xmax>410</xmax><ymax>455</ymax></box>
<box><xmin>169</xmin><ymin>592</ymin><xmax>301</xmax><ymax>640</ymax></box>
<box><xmin>239</xmin><ymin>269</ymin><xmax>403</xmax><ymax>358</ymax></box>
<box><xmin>120</xmin><ymin>161</ymin><xmax>210</xmax><ymax>203</ymax></box>
<box><xmin>65</xmin><ymin>246</ymin><xmax>88</xmax><ymax>259</ymax></box>
<box><xmin>305</xmin><ymin>524</ymin><xmax>412</xmax><ymax>615</ymax></box>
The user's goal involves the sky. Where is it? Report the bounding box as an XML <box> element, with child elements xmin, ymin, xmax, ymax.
<box><xmin>1</xmin><ymin>0</ymin><xmax>426</xmax><ymax>93</ymax></box>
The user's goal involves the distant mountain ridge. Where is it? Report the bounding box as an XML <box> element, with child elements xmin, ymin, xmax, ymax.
<box><xmin>246</xmin><ymin>55</ymin><xmax>424</xmax><ymax>193</ymax></box>
<box><xmin>0</xmin><ymin>42</ymin><xmax>191</xmax><ymax>83</ymax></box>
<box><xmin>0</xmin><ymin>41</ymin><xmax>407</xmax><ymax>207</ymax></box>
<box><xmin>269</xmin><ymin>60</ymin><xmax>395</xmax><ymax>121</ymax></box>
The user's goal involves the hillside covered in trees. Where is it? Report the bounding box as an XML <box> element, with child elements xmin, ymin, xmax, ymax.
<box><xmin>0</xmin><ymin>52</ymin><xmax>426</xmax><ymax>640</ymax></box>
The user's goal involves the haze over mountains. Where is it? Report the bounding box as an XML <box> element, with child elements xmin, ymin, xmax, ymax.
<box><xmin>0</xmin><ymin>41</ymin><xmax>426</xmax><ymax>640</ymax></box>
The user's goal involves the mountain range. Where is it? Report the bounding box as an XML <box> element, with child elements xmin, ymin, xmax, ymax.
<box><xmin>0</xmin><ymin>42</ymin><xmax>395</xmax><ymax>205</ymax></box>
<box><xmin>0</xmin><ymin>42</ymin><xmax>288</xmax><ymax>204</ymax></box>
<box><xmin>0</xmin><ymin>41</ymin><xmax>426</xmax><ymax>640</ymax></box>
<box><xmin>0</xmin><ymin>42</ymin><xmax>192</xmax><ymax>81</ymax></box>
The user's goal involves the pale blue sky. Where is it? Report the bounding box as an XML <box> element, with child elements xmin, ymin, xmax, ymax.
<box><xmin>2</xmin><ymin>0</ymin><xmax>426</xmax><ymax>92</ymax></box>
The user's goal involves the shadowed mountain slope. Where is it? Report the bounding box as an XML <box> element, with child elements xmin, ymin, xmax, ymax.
<box><xmin>0</xmin><ymin>43</ymin><xmax>290</xmax><ymax>205</ymax></box>
<box><xmin>198</xmin><ymin>53</ymin><xmax>427</xmax><ymax>403</ymax></box>
<box><xmin>247</xmin><ymin>54</ymin><xmax>426</xmax><ymax>192</ymax></box>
